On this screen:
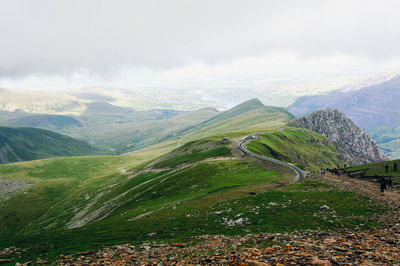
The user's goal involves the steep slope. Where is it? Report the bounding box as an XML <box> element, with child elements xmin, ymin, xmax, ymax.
<box><xmin>288</xmin><ymin>109</ymin><xmax>388</xmax><ymax>165</ymax></box>
<box><xmin>0</xmin><ymin>127</ymin><xmax>98</xmax><ymax>163</ymax></box>
<box><xmin>195</xmin><ymin>98</ymin><xmax>293</xmax><ymax>128</ymax></box>
<box><xmin>246</xmin><ymin>128</ymin><xmax>344</xmax><ymax>171</ymax></box>
<box><xmin>288</xmin><ymin>75</ymin><xmax>400</xmax><ymax>129</ymax></box>
<box><xmin>177</xmin><ymin>99</ymin><xmax>294</xmax><ymax>142</ymax></box>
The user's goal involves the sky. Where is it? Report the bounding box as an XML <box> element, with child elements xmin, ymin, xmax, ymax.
<box><xmin>1</xmin><ymin>0</ymin><xmax>400</xmax><ymax>95</ymax></box>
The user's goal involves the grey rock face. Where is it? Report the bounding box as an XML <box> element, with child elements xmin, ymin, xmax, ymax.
<box><xmin>289</xmin><ymin>109</ymin><xmax>388</xmax><ymax>166</ymax></box>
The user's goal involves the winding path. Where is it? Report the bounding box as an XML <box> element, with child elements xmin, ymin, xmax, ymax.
<box><xmin>238</xmin><ymin>134</ymin><xmax>306</xmax><ymax>182</ymax></box>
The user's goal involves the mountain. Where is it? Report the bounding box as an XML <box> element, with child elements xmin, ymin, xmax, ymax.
<box><xmin>0</xmin><ymin>127</ymin><xmax>98</xmax><ymax>163</ymax></box>
<box><xmin>4</xmin><ymin>114</ymin><xmax>83</xmax><ymax>130</ymax></box>
<box><xmin>288</xmin><ymin>75</ymin><xmax>400</xmax><ymax>129</ymax></box>
<box><xmin>178</xmin><ymin>99</ymin><xmax>295</xmax><ymax>142</ymax></box>
<box><xmin>288</xmin><ymin>109</ymin><xmax>388</xmax><ymax>165</ymax></box>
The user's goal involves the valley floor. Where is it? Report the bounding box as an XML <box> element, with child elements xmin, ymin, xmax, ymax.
<box><xmin>18</xmin><ymin>173</ymin><xmax>399</xmax><ymax>265</ymax></box>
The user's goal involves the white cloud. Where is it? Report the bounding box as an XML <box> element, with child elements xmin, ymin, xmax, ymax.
<box><xmin>1</xmin><ymin>0</ymin><xmax>400</xmax><ymax>96</ymax></box>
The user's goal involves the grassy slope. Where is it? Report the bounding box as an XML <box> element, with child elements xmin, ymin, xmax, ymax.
<box><xmin>0</xmin><ymin>136</ymin><xmax>289</xmax><ymax>259</ymax></box>
<box><xmin>0</xmin><ymin>171</ymin><xmax>385</xmax><ymax>262</ymax></box>
<box><xmin>246</xmin><ymin>128</ymin><xmax>344</xmax><ymax>171</ymax></box>
<box><xmin>0</xmin><ymin>127</ymin><xmax>98</xmax><ymax>163</ymax></box>
<box><xmin>346</xmin><ymin>159</ymin><xmax>400</xmax><ymax>185</ymax></box>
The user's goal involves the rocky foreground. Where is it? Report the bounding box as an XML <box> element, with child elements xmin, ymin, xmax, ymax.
<box><xmin>8</xmin><ymin>174</ymin><xmax>400</xmax><ymax>265</ymax></box>
<box><xmin>51</xmin><ymin>221</ymin><xmax>400</xmax><ymax>266</ymax></box>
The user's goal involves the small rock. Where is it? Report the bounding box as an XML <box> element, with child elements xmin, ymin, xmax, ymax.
<box><xmin>323</xmin><ymin>238</ymin><xmax>337</xmax><ymax>244</ymax></box>
<box><xmin>310</xmin><ymin>257</ymin><xmax>332</xmax><ymax>266</ymax></box>
<box><xmin>246</xmin><ymin>260</ymin><xmax>269</xmax><ymax>266</ymax></box>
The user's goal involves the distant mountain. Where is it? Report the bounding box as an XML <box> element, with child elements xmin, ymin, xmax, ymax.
<box><xmin>0</xmin><ymin>127</ymin><xmax>98</xmax><ymax>164</ymax></box>
<box><xmin>176</xmin><ymin>98</ymin><xmax>295</xmax><ymax>143</ymax></box>
<box><xmin>199</xmin><ymin>98</ymin><xmax>293</xmax><ymax>126</ymax></box>
<box><xmin>288</xmin><ymin>109</ymin><xmax>388</xmax><ymax>165</ymax></box>
<box><xmin>5</xmin><ymin>114</ymin><xmax>83</xmax><ymax>130</ymax></box>
<box><xmin>288</xmin><ymin>75</ymin><xmax>400</xmax><ymax>129</ymax></box>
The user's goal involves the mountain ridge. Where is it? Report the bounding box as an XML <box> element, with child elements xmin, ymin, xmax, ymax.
<box><xmin>288</xmin><ymin>108</ymin><xmax>388</xmax><ymax>165</ymax></box>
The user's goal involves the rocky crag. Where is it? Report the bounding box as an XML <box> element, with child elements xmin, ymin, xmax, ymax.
<box><xmin>288</xmin><ymin>109</ymin><xmax>388</xmax><ymax>166</ymax></box>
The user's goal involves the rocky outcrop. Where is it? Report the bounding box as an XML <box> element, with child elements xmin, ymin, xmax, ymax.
<box><xmin>288</xmin><ymin>109</ymin><xmax>388</xmax><ymax>166</ymax></box>
<box><xmin>0</xmin><ymin>178</ymin><xmax>31</xmax><ymax>200</ymax></box>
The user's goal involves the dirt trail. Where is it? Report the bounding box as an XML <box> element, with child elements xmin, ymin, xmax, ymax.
<box><xmin>322</xmin><ymin>173</ymin><xmax>400</xmax><ymax>207</ymax></box>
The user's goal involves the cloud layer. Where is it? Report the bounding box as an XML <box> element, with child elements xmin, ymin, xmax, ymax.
<box><xmin>1</xmin><ymin>0</ymin><xmax>400</xmax><ymax>90</ymax></box>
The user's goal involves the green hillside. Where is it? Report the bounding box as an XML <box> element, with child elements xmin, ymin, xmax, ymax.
<box><xmin>180</xmin><ymin>99</ymin><xmax>294</xmax><ymax>141</ymax></box>
<box><xmin>5</xmin><ymin>114</ymin><xmax>83</xmax><ymax>130</ymax></box>
<box><xmin>0</xmin><ymin>145</ymin><xmax>384</xmax><ymax>263</ymax></box>
<box><xmin>0</xmin><ymin>127</ymin><xmax>98</xmax><ymax>163</ymax></box>
<box><xmin>246</xmin><ymin>128</ymin><xmax>344</xmax><ymax>171</ymax></box>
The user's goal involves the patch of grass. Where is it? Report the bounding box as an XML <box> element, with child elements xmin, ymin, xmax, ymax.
<box><xmin>246</xmin><ymin>128</ymin><xmax>344</xmax><ymax>171</ymax></box>
<box><xmin>153</xmin><ymin>138</ymin><xmax>232</xmax><ymax>168</ymax></box>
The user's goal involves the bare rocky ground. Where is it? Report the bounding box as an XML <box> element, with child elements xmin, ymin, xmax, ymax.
<box><xmin>8</xmin><ymin>173</ymin><xmax>400</xmax><ymax>265</ymax></box>
<box><xmin>0</xmin><ymin>177</ymin><xmax>31</xmax><ymax>200</ymax></box>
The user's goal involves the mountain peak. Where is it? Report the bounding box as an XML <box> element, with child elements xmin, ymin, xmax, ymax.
<box><xmin>289</xmin><ymin>109</ymin><xmax>388</xmax><ymax>165</ymax></box>
<box><xmin>238</xmin><ymin>98</ymin><xmax>264</xmax><ymax>108</ymax></box>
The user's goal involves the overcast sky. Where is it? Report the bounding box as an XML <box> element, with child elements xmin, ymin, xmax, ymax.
<box><xmin>1</xmin><ymin>0</ymin><xmax>400</xmax><ymax>91</ymax></box>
